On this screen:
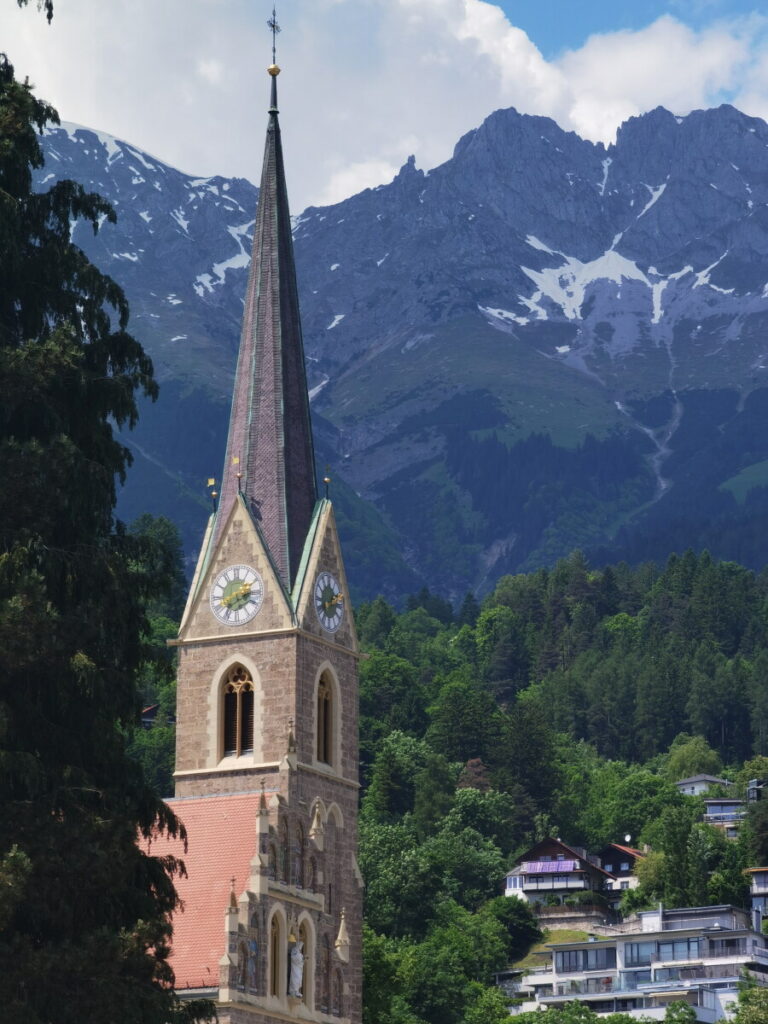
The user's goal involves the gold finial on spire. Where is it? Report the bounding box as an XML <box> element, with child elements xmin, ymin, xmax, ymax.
<box><xmin>267</xmin><ymin>4</ymin><xmax>281</xmax><ymax>72</ymax></box>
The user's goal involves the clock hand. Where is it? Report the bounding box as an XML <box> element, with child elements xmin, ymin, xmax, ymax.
<box><xmin>222</xmin><ymin>582</ymin><xmax>251</xmax><ymax>607</ymax></box>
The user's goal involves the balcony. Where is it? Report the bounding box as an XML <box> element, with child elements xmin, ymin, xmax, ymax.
<box><xmin>555</xmin><ymin>978</ymin><xmax>617</xmax><ymax>997</ymax></box>
<box><xmin>520</xmin><ymin>877</ymin><xmax>590</xmax><ymax>891</ymax></box>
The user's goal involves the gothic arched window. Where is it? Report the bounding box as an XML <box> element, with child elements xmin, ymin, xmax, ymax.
<box><xmin>316</xmin><ymin>674</ymin><xmax>333</xmax><ymax>765</ymax></box>
<box><xmin>222</xmin><ymin>664</ymin><xmax>254</xmax><ymax>757</ymax></box>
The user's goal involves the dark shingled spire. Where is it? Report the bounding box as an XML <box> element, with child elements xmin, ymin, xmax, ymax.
<box><xmin>215</xmin><ymin>67</ymin><xmax>317</xmax><ymax>591</ymax></box>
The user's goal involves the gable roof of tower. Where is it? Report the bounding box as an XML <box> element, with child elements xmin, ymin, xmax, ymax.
<box><xmin>152</xmin><ymin>792</ymin><xmax>263</xmax><ymax>992</ymax></box>
<box><xmin>213</xmin><ymin>70</ymin><xmax>317</xmax><ymax>592</ymax></box>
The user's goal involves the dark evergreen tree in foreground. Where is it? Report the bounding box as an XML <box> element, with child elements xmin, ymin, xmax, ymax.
<box><xmin>15</xmin><ymin>0</ymin><xmax>54</xmax><ymax>23</ymax></box>
<box><xmin>0</xmin><ymin>56</ymin><xmax>212</xmax><ymax>1023</ymax></box>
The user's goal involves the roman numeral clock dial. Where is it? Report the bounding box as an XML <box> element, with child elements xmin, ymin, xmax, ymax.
<box><xmin>209</xmin><ymin>564</ymin><xmax>264</xmax><ymax>625</ymax></box>
<box><xmin>315</xmin><ymin>571</ymin><xmax>344</xmax><ymax>633</ymax></box>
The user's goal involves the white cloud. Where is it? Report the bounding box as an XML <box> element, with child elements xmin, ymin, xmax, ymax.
<box><xmin>315</xmin><ymin>159</ymin><xmax>401</xmax><ymax>208</ymax></box>
<box><xmin>4</xmin><ymin>0</ymin><xmax>768</xmax><ymax>211</ymax></box>
<box><xmin>197</xmin><ymin>58</ymin><xmax>224</xmax><ymax>85</ymax></box>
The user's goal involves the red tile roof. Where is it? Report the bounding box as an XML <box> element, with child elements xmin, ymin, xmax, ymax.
<box><xmin>606</xmin><ymin>843</ymin><xmax>645</xmax><ymax>859</ymax></box>
<box><xmin>149</xmin><ymin>792</ymin><xmax>263</xmax><ymax>991</ymax></box>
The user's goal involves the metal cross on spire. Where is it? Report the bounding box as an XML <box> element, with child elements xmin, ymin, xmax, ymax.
<box><xmin>267</xmin><ymin>5</ymin><xmax>280</xmax><ymax>64</ymax></box>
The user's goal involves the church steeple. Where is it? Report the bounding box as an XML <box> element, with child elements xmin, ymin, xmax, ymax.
<box><xmin>215</xmin><ymin>64</ymin><xmax>317</xmax><ymax>592</ymax></box>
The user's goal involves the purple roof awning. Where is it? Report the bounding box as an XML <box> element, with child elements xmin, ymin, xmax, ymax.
<box><xmin>522</xmin><ymin>860</ymin><xmax>579</xmax><ymax>873</ymax></box>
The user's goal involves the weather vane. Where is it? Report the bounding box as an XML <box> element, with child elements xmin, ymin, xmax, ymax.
<box><xmin>268</xmin><ymin>5</ymin><xmax>281</xmax><ymax>64</ymax></box>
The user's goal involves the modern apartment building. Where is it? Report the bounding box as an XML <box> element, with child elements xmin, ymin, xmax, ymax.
<box><xmin>507</xmin><ymin>905</ymin><xmax>768</xmax><ymax>1021</ymax></box>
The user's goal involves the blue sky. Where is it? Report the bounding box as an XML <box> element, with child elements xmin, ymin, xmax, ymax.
<box><xmin>504</xmin><ymin>0</ymin><xmax>757</xmax><ymax>57</ymax></box>
<box><xmin>5</xmin><ymin>1</ymin><xmax>768</xmax><ymax>210</ymax></box>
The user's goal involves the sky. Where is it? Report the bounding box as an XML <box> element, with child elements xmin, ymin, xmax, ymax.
<box><xmin>5</xmin><ymin>0</ymin><xmax>768</xmax><ymax>211</ymax></box>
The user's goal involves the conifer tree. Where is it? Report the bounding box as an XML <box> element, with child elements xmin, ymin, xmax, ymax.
<box><xmin>0</xmin><ymin>55</ymin><xmax>211</xmax><ymax>1023</ymax></box>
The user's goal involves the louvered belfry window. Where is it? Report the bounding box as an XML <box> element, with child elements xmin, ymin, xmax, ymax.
<box><xmin>223</xmin><ymin>665</ymin><xmax>254</xmax><ymax>756</ymax></box>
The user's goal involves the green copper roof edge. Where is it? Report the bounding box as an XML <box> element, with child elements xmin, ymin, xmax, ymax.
<box><xmin>189</xmin><ymin>513</ymin><xmax>217</xmax><ymax>607</ymax></box>
<box><xmin>291</xmin><ymin>498</ymin><xmax>328</xmax><ymax>610</ymax></box>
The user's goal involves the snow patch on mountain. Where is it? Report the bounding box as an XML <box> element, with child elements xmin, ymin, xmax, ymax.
<box><xmin>521</xmin><ymin>250</ymin><xmax>651</xmax><ymax>321</ymax></box>
<box><xmin>479</xmin><ymin>305</ymin><xmax>529</xmax><ymax>326</ymax></box>
<box><xmin>637</xmin><ymin>182</ymin><xmax>667</xmax><ymax>218</ymax></box>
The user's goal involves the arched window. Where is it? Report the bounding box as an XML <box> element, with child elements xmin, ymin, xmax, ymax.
<box><xmin>222</xmin><ymin>664</ymin><xmax>254</xmax><ymax>756</ymax></box>
<box><xmin>316</xmin><ymin>674</ymin><xmax>333</xmax><ymax>765</ymax></box>
<box><xmin>307</xmin><ymin>856</ymin><xmax>317</xmax><ymax>893</ymax></box>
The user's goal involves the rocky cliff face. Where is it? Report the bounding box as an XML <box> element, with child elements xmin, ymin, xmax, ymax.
<box><xmin>38</xmin><ymin>103</ymin><xmax>768</xmax><ymax>600</ymax></box>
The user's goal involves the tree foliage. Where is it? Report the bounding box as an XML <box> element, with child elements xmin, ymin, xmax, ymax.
<box><xmin>0</xmin><ymin>56</ymin><xmax>211</xmax><ymax>1023</ymax></box>
<box><xmin>16</xmin><ymin>0</ymin><xmax>54</xmax><ymax>23</ymax></box>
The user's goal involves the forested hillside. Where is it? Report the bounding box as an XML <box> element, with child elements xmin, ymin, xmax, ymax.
<box><xmin>135</xmin><ymin>544</ymin><xmax>768</xmax><ymax>1023</ymax></box>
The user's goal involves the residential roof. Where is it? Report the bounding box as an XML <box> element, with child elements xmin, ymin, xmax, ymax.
<box><xmin>214</xmin><ymin>68</ymin><xmax>317</xmax><ymax>591</ymax></box>
<box><xmin>675</xmin><ymin>774</ymin><xmax>730</xmax><ymax>787</ymax></box>
<box><xmin>513</xmin><ymin>837</ymin><xmax>615</xmax><ymax>878</ymax></box>
<box><xmin>603</xmin><ymin>843</ymin><xmax>645</xmax><ymax>859</ymax></box>
<box><xmin>149</xmin><ymin>792</ymin><xmax>263</xmax><ymax>991</ymax></box>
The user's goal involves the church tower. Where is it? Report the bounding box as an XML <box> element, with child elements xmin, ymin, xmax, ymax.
<box><xmin>164</xmin><ymin>60</ymin><xmax>362</xmax><ymax>1024</ymax></box>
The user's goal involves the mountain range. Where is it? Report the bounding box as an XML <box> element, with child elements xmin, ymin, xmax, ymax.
<box><xmin>37</xmin><ymin>102</ymin><xmax>768</xmax><ymax>601</ymax></box>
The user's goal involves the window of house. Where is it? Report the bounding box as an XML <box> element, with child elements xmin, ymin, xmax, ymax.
<box><xmin>620</xmin><ymin>881</ymin><xmax>629</xmax><ymax>890</ymax></box>
<box><xmin>222</xmin><ymin>664</ymin><xmax>254</xmax><ymax>756</ymax></box>
<box><xmin>658</xmin><ymin>938</ymin><xmax>699</xmax><ymax>961</ymax></box>
<box><xmin>316</xmin><ymin>675</ymin><xmax>333</xmax><ymax>765</ymax></box>
<box><xmin>620</xmin><ymin>862</ymin><xmax>630</xmax><ymax>871</ymax></box>
<box><xmin>555</xmin><ymin>950</ymin><xmax>583</xmax><ymax>972</ymax></box>
<box><xmin>604</xmin><ymin>863</ymin><xmax>614</xmax><ymax>873</ymax></box>
<box><xmin>584</xmin><ymin>947</ymin><xmax>616</xmax><ymax>971</ymax></box>
<box><xmin>625</xmin><ymin>942</ymin><xmax>655</xmax><ymax>966</ymax></box>
<box><xmin>556</xmin><ymin>854</ymin><xmax>565</xmax><ymax>860</ymax></box>
<box><xmin>655</xmin><ymin>968</ymin><xmax>680</xmax><ymax>982</ymax></box>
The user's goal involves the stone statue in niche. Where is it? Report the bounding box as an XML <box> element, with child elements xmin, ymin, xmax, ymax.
<box><xmin>288</xmin><ymin>940</ymin><xmax>304</xmax><ymax>997</ymax></box>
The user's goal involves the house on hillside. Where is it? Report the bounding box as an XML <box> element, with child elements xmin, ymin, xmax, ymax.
<box><xmin>702</xmin><ymin>798</ymin><xmax>746</xmax><ymax>840</ymax></box>
<box><xmin>598</xmin><ymin>843</ymin><xmax>645</xmax><ymax>905</ymax></box>
<box><xmin>747</xmin><ymin>867</ymin><xmax>768</xmax><ymax>920</ymax></box>
<box><xmin>675</xmin><ymin>775</ymin><xmax>731</xmax><ymax>797</ymax></box>
<box><xmin>504</xmin><ymin>837</ymin><xmax>615</xmax><ymax>909</ymax></box>
<box><xmin>511</xmin><ymin>904</ymin><xmax>768</xmax><ymax>1020</ymax></box>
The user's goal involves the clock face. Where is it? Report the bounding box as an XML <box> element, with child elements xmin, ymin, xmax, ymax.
<box><xmin>314</xmin><ymin>571</ymin><xmax>344</xmax><ymax>633</ymax></box>
<box><xmin>210</xmin><ymin>564</ymin><xmax>264</xmax><ymax>625</ymax></box>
